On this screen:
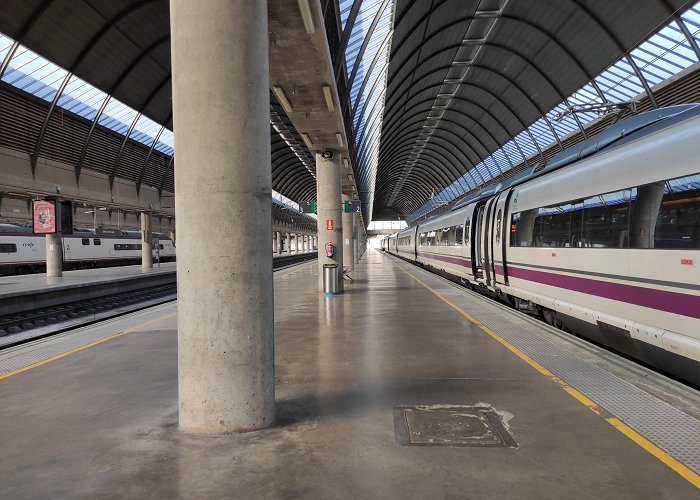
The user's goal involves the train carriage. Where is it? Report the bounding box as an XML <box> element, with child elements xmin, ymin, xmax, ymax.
<box><xmin>382</xmin><ymin>104</ymin><xmax>700</xmax><ymax>385</ymax></box>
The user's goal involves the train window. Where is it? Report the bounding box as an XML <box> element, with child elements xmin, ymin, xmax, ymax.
<box><xmin>464</xmin><ymin>219</ymin><xmax>470</xmax><ymax>245</ymax></box>
<box><xmin>82</xmin><ymin>238</ymin><xmax>90</xmax><ymax>246</ymax></box>
<box><xmin>0</xmin><ymin>243</ymin><xmax>17</xmax><ymax>253</ymax></box>
<box><xmin>495</xmin><ymin>210</ymin><xmax>502</xmax><ymax>245</ymax></box>
<box><xmin>427</xmin><ymin>231</ymin><xmax>436</xmax><ymax>246</ymax></box>
<box><xmin>652</xmin><ymin>174</ymin><xmax>700</xmax><ymax>249</ymax></box>
<box><xmin>93</xmin><ymin>238</ymin><xmax>101</xmax><ymax>245</ymax></box>
<box><xmin>509</xmin><ymin>172</ymin><xmax>700</xmax><ymax>250</ymax></box>
<box><xmin>582</xmin><ymin>190</ymin><xmax>631</xmax><ymax>248</ymax></box>
<box><xmin>455</xmin><ymin>225</ymin><xmax>464</xmax><ymax>245</ymax></box>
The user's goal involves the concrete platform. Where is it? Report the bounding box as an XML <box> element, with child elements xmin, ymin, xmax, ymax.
<box><xmin>0</xmin><ymin>251</ymin><xmax>699</xmax><ymax>498</ymax></box>
<box><xmin>0</xmin><ymin>263</ymin><xmax>177</xmax><ymax>316</ymax></box>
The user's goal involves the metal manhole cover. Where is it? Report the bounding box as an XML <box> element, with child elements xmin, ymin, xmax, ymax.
<box><xmin>393</xmin><ymin>405</ymin><xmax>516</xmax><ymax>448</ymax></box>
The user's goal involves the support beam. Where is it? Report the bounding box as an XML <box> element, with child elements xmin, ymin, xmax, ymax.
<box><xmin>354</xmin><ymin>212</ymin><xmax>360</xmax><ymax>264</ymax></box>
<box><xmin>45</xmin><ymin>233</ymin><xmax>62</xmax><ymax>278</ymax></box>
<box><xmin>342</xmin><ymin>195</ymin><xmax>354</xmax><ymax>272</ymax></box>
<box><xmin>171</xmin><ymin>0</ymin><xmax>274</xmax><ymax>434</ymax></box>
<box><xmin>141</xmin><ymin>212</ymin><xmax>152</xmax><ymax>270</ymax></box>
<box><xmin>316</xmin><ymin>153</ymin><xmax>343</xmax><ymax>291</ymax></box>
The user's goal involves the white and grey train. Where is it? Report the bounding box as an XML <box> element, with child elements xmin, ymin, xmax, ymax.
<box><xmin>382</xmin><ymin>104</ymin><xmax>700</xmax><ymax>386</ymax></box>
<box><xmin>0</xmin><ymin>224</ymin><xmax>176</xmax><ymax>275</ymax></box>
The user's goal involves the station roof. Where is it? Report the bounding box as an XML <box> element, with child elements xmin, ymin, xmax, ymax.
<box><xmin>1</xmin><ymin>1</ymin><xmax>700</xmax><ymax>224</ymax></box>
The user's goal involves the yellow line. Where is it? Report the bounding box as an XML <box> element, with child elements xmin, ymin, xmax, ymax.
<box><xmin>0</xmin><ymin>312</ymin><xmax>176</xmax><ymax>381</ymax></box>
<box><xmin>392</xmin><ymin>259</ymin><xmax>700</xmax><ymax>489</ymax></box>
<box><xmin>0</xmin><ymin>259</ymin><xmax>305</xmax><ymax>382</ymax></box>
<box><xmin>607</xmin><ymin>417</ymin><xmax>700</xmax><ymax>489</ymax></box>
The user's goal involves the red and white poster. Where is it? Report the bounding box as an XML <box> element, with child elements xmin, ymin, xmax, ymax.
<box><xmin>32</xmin><ymin>200</ymin><xmax>56</xmax><ymax>234</ymax></box>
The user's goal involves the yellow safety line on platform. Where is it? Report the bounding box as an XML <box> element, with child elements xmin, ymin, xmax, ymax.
<box><xmin>0</xmin><ymin>312</ymin><xmax>177</xmax><ymax>382</ymax></box>
<box><xmin>0</xmin><ymin>263</ymin><xmax>311</xmax><ymax>382</ymax></box>
<box><xmin>391</xmin><ymin>258</ymin><xmax>700</xmax><ymax>489</ymax></box>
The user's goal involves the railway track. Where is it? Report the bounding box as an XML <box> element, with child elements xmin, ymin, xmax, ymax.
<box><xmin>0</xmin><ymin>253</ymin><xmax>316</xmax><ymax>350</ymax></box>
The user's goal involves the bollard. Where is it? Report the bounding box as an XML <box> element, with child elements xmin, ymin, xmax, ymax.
<box><xmin>323</xmin><ymin>263</ymin><xmax>339</xmax><ymax>296</ymax></box>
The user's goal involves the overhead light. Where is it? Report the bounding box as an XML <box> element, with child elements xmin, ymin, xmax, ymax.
<box><xmin>343</xmin><ymin>158</ymin><xmax>350</xmax><ymax>170</ymax></box>
<box><xmin>272</xmin><ymin>86</ymin><xmax>293</xmax><ymax>114</ymax></box>
<box><xmin>336</xmin><ymin>133</ymin><xmax>343</xmax><ymax>147</ymax></box>
<box><xmin>322</xmin><ymin>85</ymin><xmax>334</xmax><ymax>112</ymax></box>
<box><xmin>300</xmin><ymin>133</ymin><xmax>313</xmax><ymax>149</ymax></box>
<box><xmin>297</xmin><ymin>0</ymin><xmax>315</xmax><ymax>34</ymax></box>
<box><xmin>347</xmin><ymin>174</ymin><xmax>352</xmax><ymax>181</ymax></box>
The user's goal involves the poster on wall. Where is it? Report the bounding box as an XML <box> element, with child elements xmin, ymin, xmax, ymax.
<box><xmin>32</xmin><ymin>199</ymin><xmax>57</xmax><ymax>234</ymax></box>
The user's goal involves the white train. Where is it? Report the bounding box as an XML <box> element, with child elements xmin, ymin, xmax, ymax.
<box><xmin>384</xmin><ymin>104</ymin><xmax>700</xmax><ymax>386</ymax></box>
<box><xmin>0</xmin><ymin>225</ymin><xmax>176</xmax><ymax>275</ymax></box>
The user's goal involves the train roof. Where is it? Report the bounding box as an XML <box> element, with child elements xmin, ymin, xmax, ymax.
<box><xmin>451</xmin><ymin>103</ymin><xmax>700</xmax><ymax>211</ymax></box>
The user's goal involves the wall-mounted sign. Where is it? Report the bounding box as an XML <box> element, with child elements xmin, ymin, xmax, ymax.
<box><xmin>344</xmin><ymin>200</ymin><xmax>361</xmax><ymax>213</ymax></box>
<box><xmin>32</xmin><ymin>199</ymin><xmax>56</xmax><ymax>234</ymax></box>
<box><xmin>326</xmin><ymin>219</ymin><xmax>334</xmax><ymax>231</ymax></box>
<box><xmin>299</xmin><ymin>200</ymin><xmax>316</xmax><ymax>214</ymax></box>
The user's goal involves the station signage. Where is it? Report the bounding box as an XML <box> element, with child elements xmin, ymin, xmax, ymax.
<box><xmin>32</xmin><ymin>199</ymin><xmax>57</xmax><ymax>234</ymax></box>
<box><xmin>344</xmin><ymin>200</ymin><xmax>361</xmax><ymax>213</ymax></box>
<box><xmin>326</xmin><ymin>219</ymin><xmax>334</xmax><ymax>231</ymax></box>
<box><xmin>299</xmin><ymin>200</ymin><xmax>316</xmax><ymax>214</ymax></box>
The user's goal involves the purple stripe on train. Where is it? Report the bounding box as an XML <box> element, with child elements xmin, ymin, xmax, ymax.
<box><xmin>418</xmin><ymin>251</ymin><xmax>472</xmax><ymax>267</ymax></box>
<box><xmin>507</xmin><ymin>265</ymin><xmax>700</xmax><ymax>320</ymax></box>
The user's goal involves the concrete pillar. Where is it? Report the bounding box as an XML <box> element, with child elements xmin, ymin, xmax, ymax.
<box><xmin>275</xmin><ymin>231</ymin><xmax>282</xmax><ymax>254</ymax></box>
<box><xmin>316</xmin><ymin>153</ymin><xmax>343</xmax><ymax>291</ymax></box>
<box><xmin>354</xmin><ymin>213</ymin><xmax>360</xmax><ymax>264</ymax></box>
<box><xmin>141</xmin><ymin>212</ymin><xmax>153</xmax><ymax>271</ymax></box>
<box><xmin>286</xmin><ymin>232</ymin><xmax>291</xmax><ymax>254</ymax></box>
<box><xmin>171</xmin><ymin>0</ymin><xmax>274</xmax><ymax>433</ymax></box>
<box><xmin>342</xmin><ymin>195</ymin><xmax>354</xmax><ymax>272</ymax></box>
<box><xmin>45</xmin><ymin>232</ymin><xmax>63</xmax><ymax>278</ymax></box>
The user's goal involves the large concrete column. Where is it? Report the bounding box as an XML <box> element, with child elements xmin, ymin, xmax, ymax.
<box><xmin>141</xmin><ymin>212</ymin><xmax>153</xmax><ymax>271</ymax></box>
<box><xmin>317</xmin><ymin>153</ymin><xmax>343</xmax><ymax>291</ymax></box>
<box><xmin>354</xmin><ymin>213</ymin><xmax>360</xmax><ymax>264</ymax></box>
<box><xmin>342</xmin><ymin>195</ymin><xmax>354</xmax><ymax>272</ymax></box>
<box><xmin>286</xmin><ymin>232</ymin><xmax>291</xmax><ymax>254</ymax></box>
<box><xmin>171</xmin><ymin>0</ymin><xmax>274</xmax><ymax>433</ymax></box>
<box><xmin>275</xmin><ymin>231</ymin><xmax>282</xmax><ymax>254</ymax></box>
<box><xmin>45</xmin><ymin>233</ymin><xmax>63</xmax><ymax>278</ymax></box>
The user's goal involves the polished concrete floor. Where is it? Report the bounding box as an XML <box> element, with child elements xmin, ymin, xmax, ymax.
<box><xmin>0</xmin><ymin>250</ymin><xmax>697</xmax><ymax>499</ymax></box>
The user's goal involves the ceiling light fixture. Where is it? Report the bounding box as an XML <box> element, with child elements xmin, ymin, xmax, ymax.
<box><xmin>322</xmin><ymin>85</ymin><xmax>335</xmax><ymax>112</ymax></box>
<box><xmin>272</xmin><ymin>86</ymin><xmax>293</xmax><ymax>114</ymax></box>
<box><xmin>300</xmin><ymin>133</ymin><xmax>313</xmax><ymax>149</ymax></box>
<box><xmin>336</xmin><ymin>133</ymin><xmax>344</xmax><ymax>148</ymax></box>
<box><xmin>297</xmin><ymin>0</ymin><xmax>315</xmax><ymax>34</ymax></box>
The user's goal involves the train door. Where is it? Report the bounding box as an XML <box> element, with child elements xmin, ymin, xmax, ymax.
<box><xmin>481</xmin><ymin>197</ymin><xmax>498</xmax><ymax>287</ymax></box>
<box><xmin>472</xmin><ymin>203</ymin><xmax>486</xmax><ymax>279</ymax></box>
<box><xmin>491</xmin><ymin>189</ymin><xmax>513</xmax><ymax>286</ymax></box>
<box><xmin>412</xmin><ymin>226</ymin><xmax>418</xmax><ymax>261</ymax></box>
<box><xmin>462</xmin><ymin>204</ymin><xmax>476</xmax><ymax>280</ymax></box>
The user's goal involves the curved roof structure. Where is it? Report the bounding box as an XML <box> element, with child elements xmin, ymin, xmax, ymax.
<box><xmin>2</xmin><ymin>1</ymin><xmax>700</xmax><ymax>227</ymax></box>
<box><xmin>369</xmin><ymin>0</ymin><xmax>697</xmax><ymax>221</ymax></box>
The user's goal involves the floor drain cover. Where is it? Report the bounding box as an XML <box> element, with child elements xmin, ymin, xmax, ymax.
<box><xmin>393</xmin><ymin>405</ymin><xmax>516</xmax><ymax>447</ymax></box>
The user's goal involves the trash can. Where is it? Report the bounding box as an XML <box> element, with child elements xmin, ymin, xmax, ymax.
<box><xmin>323</xmin><ymin>263</ymin><xmax>339</xmax><ymax>296</ymax></box>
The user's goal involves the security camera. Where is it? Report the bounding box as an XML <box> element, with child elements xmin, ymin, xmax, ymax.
<box><xmin>321</xmin><ymin>150</ymin><xmax>334</xmax><ymax>160</ymax></box>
